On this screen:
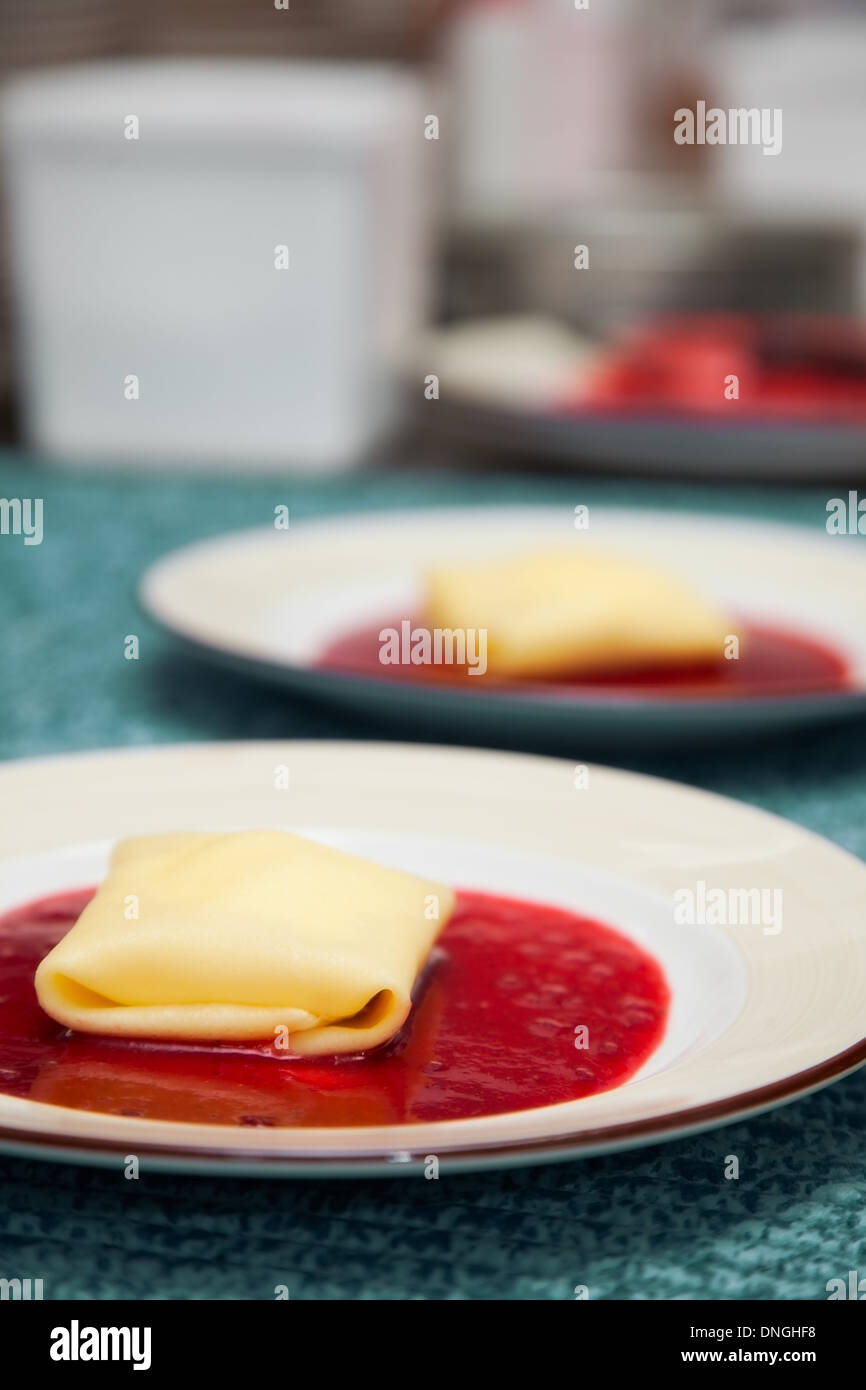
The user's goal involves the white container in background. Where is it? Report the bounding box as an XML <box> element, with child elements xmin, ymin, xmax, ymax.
<box><xmin>445</xmin><ymin>0</ymin><xmax>640</xmax><ymax>226</ymax></box>
<box><xmin>445</xmin><ymin>0</ymin><xmax>532</xmax><ymax>223</ymax></box>
<box><xmin>708</xmin><ymin>17</ymin><xmax>866</xmax><ymax>312</ymax></box>
<box><xmin>1</xmin><ymin>60</ymin><xmax>430</xmax><ymax>471</ymax></box>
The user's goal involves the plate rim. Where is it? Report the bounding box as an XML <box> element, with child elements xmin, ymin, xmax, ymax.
<box><xmin>0</xmin><ymin>1040</ymin><xmax>863</xmax><ymax>1176</ymax></box>
<box><xmin>421</xmin><ymin>393</ymin><xmax>866</xmax><ymax>481</ymax></box>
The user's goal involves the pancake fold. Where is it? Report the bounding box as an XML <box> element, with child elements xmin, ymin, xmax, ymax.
<box><xmin>35</xmin><ymin>830</ymin><xmax>453</xmax><ymax>1057</ymax></box>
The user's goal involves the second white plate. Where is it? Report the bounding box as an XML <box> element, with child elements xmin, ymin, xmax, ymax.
<box><xmin>139</xmin><ymin>506</ymin><xmax>866</xmax><ymax>748</ymax></box>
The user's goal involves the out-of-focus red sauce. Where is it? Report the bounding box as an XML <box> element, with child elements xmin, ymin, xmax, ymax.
<box><xmin>572</xmin><ymin>314</ymin><xmax>866</xmax><ymax>422</ymax></box>
<box><xmin>316</xmin><ymin>616</ymin><xmax>849</xmax><ymax>699</ymax></box>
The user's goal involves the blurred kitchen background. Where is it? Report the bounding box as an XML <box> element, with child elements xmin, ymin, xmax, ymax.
<box><xmin>1</xmin><ymin>0</ymin><xmax>866</xmax><ymax>478</ymax></box>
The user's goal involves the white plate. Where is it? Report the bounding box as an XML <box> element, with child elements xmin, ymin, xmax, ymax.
<box><xmin>0</xmin><ymin>741</ymin><xmax>864</xmax><ymax>1176</ymax></box>
<box><xmin>139</xmin><ymin>506</ymin><xmax>866</xmax><ymax>748</ymax></box>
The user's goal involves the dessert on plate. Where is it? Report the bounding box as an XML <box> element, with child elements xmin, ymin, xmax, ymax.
<box><xmin>318</xmin><ymin>544</ymin><xmax>849</xmax><ymax>697</ymax></box>
<box><xmin>0</xmin><ymin>830</ymin><xmax>670</xmax><ymax>1127</ymax></box>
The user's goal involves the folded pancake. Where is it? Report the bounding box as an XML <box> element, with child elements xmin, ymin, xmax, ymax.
<box><xmin>426</xmin><ymin>547</ymin><xmax>731</xmax><ymax>679</ymax></box>
<box><xmin>35</xmin><ymin>831</ymin><xmax>453</xmax><ymax>1056</ymax></box>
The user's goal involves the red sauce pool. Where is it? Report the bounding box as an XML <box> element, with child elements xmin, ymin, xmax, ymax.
<box><xmin>316</xmin><ymin>616</ymin><xmax>849</xmax><ymax>699</ymax></box>
<box><xmin>569</xmin><ymin>314</ymin><xmax>866</xmax><ymax>423</ymax></box>
<box><xmin>0</xmin><ymin>888</ymin><xmax>668</xmax><ymax>1127</ymax></box>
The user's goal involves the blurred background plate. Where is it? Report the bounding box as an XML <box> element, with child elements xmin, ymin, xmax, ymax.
<box><xmin>139</xmin><ymin>505</ymin><xmax>866</xmax><ymax>750</ymax></box>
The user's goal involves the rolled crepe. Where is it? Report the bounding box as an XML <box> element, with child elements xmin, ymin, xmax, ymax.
<box><xmin>426</xmin><ymin>547</ymin><xmax>731</xmax><ymax>679</ymax></box>
<box><xmin>35</xmin><ymin>831</ymin><xmax>453</xmax><ymax>1056</ymax></box>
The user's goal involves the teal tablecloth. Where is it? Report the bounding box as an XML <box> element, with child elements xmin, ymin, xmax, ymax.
<box><xmin>1</xmin><ymin>450</ymin><xmax>865</xmax><ymax>1300</ymax></box>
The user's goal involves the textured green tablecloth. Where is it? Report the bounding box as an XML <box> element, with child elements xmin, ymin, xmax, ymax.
<box><xmin>1</xmin><ymin>450</ymin><xmax>865</xmax><ymax>1300</ymax></box>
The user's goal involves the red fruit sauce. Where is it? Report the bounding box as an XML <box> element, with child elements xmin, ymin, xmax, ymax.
<box><xmin>0</xmin><ymin>888</ymin><xmax>669</xmax><ymax>1127</ymax></box>
<box><xmin>571</xmin><ymin>314</ymin><xmax>866</xmax><ymax>423</ymax></box>
<box><xmin>316</xmin><ymin>616</ymin><xmax>848</xmax><ymax>699</ymax></box>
